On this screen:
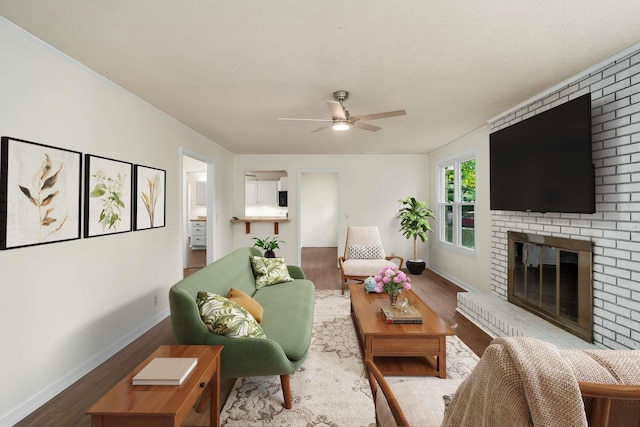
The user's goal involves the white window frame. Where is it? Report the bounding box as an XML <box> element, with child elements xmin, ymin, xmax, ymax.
<box><xmin>437</xmin><ymin>149</ymin><xmax>477</xmax><ymax>255</ymax></box>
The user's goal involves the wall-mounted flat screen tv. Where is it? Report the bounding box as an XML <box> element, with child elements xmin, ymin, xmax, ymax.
<box><xmin>490</xmin><ymin>93</ymin><xmax>594</xmax><ymax>213</ymax></box>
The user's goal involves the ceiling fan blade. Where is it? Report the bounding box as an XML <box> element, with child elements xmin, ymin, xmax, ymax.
<box><xmin>277</xmin><ymin>117</ymin><xmax>332</xmax><ymax>122</ymax></box>
<box><xmin>352</xmin><ymin>110</ymin><xmax>406</xmax><ymax>121</ymax></box>
<box><xmin>326</xmin><ymin>101</ymin><xmax>347</xmax><ymax>120</ymax></box>
<box><xmin>311</xmin><ymin>123</ymin><xmax>334</xmax><ymax>133</ymax></box>
<box><xmin>351</xmin><ymin>121</ymin><xmax>381</xmax><ymax>132</ymax></box>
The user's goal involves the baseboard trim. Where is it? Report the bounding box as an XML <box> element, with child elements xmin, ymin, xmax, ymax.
<box><xmin>427</xmin><ymin>267</ymin><xmax>478</xmax><ymax>293</ymax></box>
<box><xmin>2</xmin><ymin>308</ymin><xmax>170</xmax><ymax>426</ymax></box>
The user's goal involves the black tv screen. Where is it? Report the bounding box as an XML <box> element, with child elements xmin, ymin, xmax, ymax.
<box><xmin>490</xmin><ymin>93</ymin><xmax>594</xmax><ymax>213</ymax></box>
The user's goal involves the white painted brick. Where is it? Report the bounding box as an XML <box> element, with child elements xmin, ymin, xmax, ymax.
<box><xmin>603</xmin><ymin>59</ymin><xmax>631</xmax><ymax>78</ymax></box>
<box><xmin>603</xmin><ymin>230</ymin><xmax>632</xmax><ymax>240</ymax></box>
<box><xmin>617</xmin><ymin>221</ymin><xmax>640</xmax><ymax>232</ymax></box>
<box><xmin>618</xmin><ymin>143</ymin><xmax>640</xmax><ymax>156</ymax></box>
<box><xmin>603</xmin><ymin>300</ymin><xmax>632</xmax><ymax>316</ymax></box>
<box><xmin>593</xmin><ymin>324</ymin><xmax>617</xmax><ymax>340</ymax></box>
<box><xmin>618</xmin><ymin>102</ymin><xmax>640</xmax><ymax>118</ymax></box>
<box><xmin>560</xmin><ymin>84</ymin><xmax>580</xmax><ymax>98</ymax></box>
<box><xmin>580</xmin><ymin>73</ymin><xmax>604</xmax><ymax>88</ymax></box>
<box><xmin>602</xmin><ymin>78</ymin><xmax>630</xmax><ymax>95</ymax></box>
<box><xmin>603</xmin><ymin>98</ymin><xmax>631</xmax><ymax>114</ymax></box>
<box><xmin>593</xmin><ymin>306</ymin><xmax>617</xmax><ymax>321</ymax></box>
<box><xmin>603</xmin><ymin>318</ymin><xmax>631</xmax><ymax>336</ymax></box>
<box><xmin>616</xmin><ymin>202</ymin><xmax>640</xmax><ymax>212</ymax></box>
<box><xmin>617</xmin><ymin>162</ymin><xmax>640</xmax><ymax>173</ymax></box>
<box><xmin>614</xmin><ymin>335</ymin><xmax>640</xmax><ymax>350</ymax></box>
<box><xmin>617</xmin><ymin>82</ymin><xmax>640</xmax><ymax>99</ymax></box>
<box><xmin>603</xmin><ymin>265</ymin><xmax>632</xmax><ymax>279</ymax></box>
<box><xmin>616</xmin><ymin>240</ymin><xmax>640</xmax><ymax>253</ymax></box>
<box><xmin>603</xmin><ymin>193</ymin><xmax>631</xmax><ymax>202</ymax></box>
<box><xmin>603</xmin><ymin>247</ymin><xmax>632</xmax><ymax>259</ymax></box>
<box><xmin>593</xmin><ymin>255</ymin><xmax>616</xmax><ymax>266</ymax></box>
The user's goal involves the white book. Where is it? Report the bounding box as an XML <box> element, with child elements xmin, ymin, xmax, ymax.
<box><xmin>132</xmin><ymin>357</ymin><xmax>198</xmax><ymax>385</ymax></box>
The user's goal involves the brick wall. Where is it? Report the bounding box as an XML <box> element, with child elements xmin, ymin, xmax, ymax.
<box><xmin>489</xmin><ymin>48</ymin><xmax>640</xmax><ymax>349</ymax></box>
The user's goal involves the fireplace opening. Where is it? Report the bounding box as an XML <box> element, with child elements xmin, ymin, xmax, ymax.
<box><xmin>508</xmin><ymin>231</ymin><xmax>593</xmax><ymax>342</ymax></box>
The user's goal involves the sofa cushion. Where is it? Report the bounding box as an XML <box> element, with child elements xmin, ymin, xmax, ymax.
<box><xmin>227</xmin><ymin>287</ymin><xmax>264</xmax><ymax>323</ymax></box>
<box><xmin>250</xmin><ymin>256</ymin><xmax>294</xmax><ymax>288</ymax></box>
<box><xmin>348</xmin><ymin>244</ymin><xmax>385</xmax><ymax>259</ymax></box>
<box><xmin>197</xmin><ymin>291</ymin><xmax>266</xmax><ymax>339</ymax></box>
<box><xmin>253</xmin><ymin>279</ymin><xmax>315</xmax><ymax>361</ymax></box>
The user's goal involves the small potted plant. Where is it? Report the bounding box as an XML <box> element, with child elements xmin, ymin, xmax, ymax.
<box><xmin>397</xmin><ymin>196</ymin><xmax>436</xmax><ymax>275</ymax></box>
<box><xmin>251</xmin><ymin>236</ymin><xmax>284</xmax><ymax>258</ymax></box>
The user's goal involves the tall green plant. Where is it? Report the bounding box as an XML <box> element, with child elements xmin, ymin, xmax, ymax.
<box><xmin>397</xmin><ymin>196</ymin><xmax>436</xmax><ymax>261</ymax></box>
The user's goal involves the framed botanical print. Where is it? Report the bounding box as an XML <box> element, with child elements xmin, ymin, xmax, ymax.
<box><xmin>84</xmin><ymin>154</ymin><xmax>133</xmax><ymax>238</ymax></box>
<box><xmin>0</xmin><ymin>136</ymin><xmax>82</xmax><ymax>250</ymax></box>
<box><xmin>133</xmin><ymin>164</ymin><xmax>166</xmax><ymax>230</ymax></box>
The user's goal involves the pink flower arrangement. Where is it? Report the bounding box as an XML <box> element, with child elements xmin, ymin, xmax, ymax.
<box><xmin>374</xmin><ymin>265</ymin><xmax>411</xmax><ymax>295</ymax></box>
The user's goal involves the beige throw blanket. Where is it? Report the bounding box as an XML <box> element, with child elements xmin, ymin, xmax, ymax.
<box><xmin>442</xmin><ymin>337</ymin><xmax>588</xmax><ymax>427</ymax></box>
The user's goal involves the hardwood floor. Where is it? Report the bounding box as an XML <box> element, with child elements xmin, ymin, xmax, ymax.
<box><xmin>15</xmin><ymin>247</ymin><xmax>490</xmax><ymax>426</ymax></box>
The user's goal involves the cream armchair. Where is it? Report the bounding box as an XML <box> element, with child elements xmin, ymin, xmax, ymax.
<box><xmin>368</xmin><ymin>337</ymin><xmax>640</xmax><ymax>427</ymax></box>
<box><xmin>338</xmin><ymin>226</ymin><xmax>403</xmax><ymax>294</ymax></box>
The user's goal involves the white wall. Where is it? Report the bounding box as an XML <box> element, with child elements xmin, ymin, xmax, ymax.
<box><xmin>427</xmin><ymin>126</ymin><xmax>493</xmax><ymax>292</ymax></box>
<box><xmin>0</xmin><ymin>20</ymin><xmax>235</xmax><ymax>424</ymax></box>
<box><xmin>233</xmin><ymin>155</ymin><xmax>430</xmax><ymax>265</ymax></box>
<box><xmin>300</xmin><ymin>171</ymin><xmax>338</xmax><ymax>247</ymax></box>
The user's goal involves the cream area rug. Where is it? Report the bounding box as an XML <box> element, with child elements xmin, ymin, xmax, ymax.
<box><xmin>189</xmin><ymin>290</ymin><xmax>480</xmax><ymax>426</ymax></box>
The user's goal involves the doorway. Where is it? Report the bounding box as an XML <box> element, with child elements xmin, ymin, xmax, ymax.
<box><xmin>181</xmin><ymin>150</ymin><xmax>214</xmax><ymax>277</ymax></box>
<box><xmin>298</xmin><ymin>170</ymin><xmax>341</xmax><ymax>290</ymax></box>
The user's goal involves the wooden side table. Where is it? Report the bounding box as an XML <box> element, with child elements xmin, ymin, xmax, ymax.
<box><xmin>87</xmin><ymin>345</ymin><xmax>223</xmax><ymax>427</ymax></box>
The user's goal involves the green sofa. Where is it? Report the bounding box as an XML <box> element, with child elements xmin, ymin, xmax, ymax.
<box><xmin>169</xmin><ymin>247</ymin><xmax>315</xmax><ymax>409</ymax></box>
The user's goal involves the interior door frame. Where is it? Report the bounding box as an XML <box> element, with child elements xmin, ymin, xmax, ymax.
<box><xmin>296</xmin><ymin>168</ymin><xmax>342</xmax><ymax>266</ymax></box>
<box><xmin>180</xmin><ymin>147</ymin><xmax>216</xmax><ymax>266</ymax></box>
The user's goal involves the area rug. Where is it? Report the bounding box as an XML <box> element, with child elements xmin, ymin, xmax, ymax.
<box><xmin>217</xmin><ymin>289</ymin><xmax>479</xmax><ymax>427</ymax></box>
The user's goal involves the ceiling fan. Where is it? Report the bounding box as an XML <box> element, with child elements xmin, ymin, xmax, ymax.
<box><xmin>277</xmin><ymin>90</ymin><xmax>406</xmax><ymax>133</ymax></box>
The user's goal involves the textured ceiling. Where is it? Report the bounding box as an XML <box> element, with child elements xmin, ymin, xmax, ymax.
<box><xmin>2</xmin><ymin>1</ymin><xmax>640</xmax><ymax>154</ymax></box>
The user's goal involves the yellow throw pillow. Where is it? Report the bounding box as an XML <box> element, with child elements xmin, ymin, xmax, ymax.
<box><xmin>227</xmin><ymin>288</ymin><xmax>264</xmax><ymax>323</ymax></box>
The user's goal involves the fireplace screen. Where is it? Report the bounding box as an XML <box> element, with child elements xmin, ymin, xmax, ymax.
<box><xmin>508</xmin><ymin>231</ymin><xmax>593</xmax><ymax>342</ymax></box>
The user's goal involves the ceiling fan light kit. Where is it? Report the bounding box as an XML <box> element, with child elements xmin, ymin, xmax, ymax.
<box><xmin>332</xmin><ymin>122</ymin><xmax>350</xmax><ymax>131</ymax></box>
<box><xmin>278</xmin><ymin>90</ymin><xmax>406</xmax><ymax>133</ymax></box>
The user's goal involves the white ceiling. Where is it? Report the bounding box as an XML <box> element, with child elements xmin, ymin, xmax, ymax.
<box><xmin>2</xmin><ymin>1</ymin><xmax>640</xmax><ymax>155</ymax></box>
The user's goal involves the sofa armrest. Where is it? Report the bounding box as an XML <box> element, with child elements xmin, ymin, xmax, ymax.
<box><xmin>287</xmin><ymin>265</ymin><xmax>306</xmax><ymax>279</ymax></box>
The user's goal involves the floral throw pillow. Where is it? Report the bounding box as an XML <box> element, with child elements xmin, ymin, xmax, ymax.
<box><xmin>348</xmin><ymin>244</ymin><xmax>385</xmax><ymax>259</ymax></box>
<box><xmin>250</xmin><ymin>256</ymin><xmax>294</xmax><ymax>289</ymax></box>
<box><xmin>196</xmin><ymin>291</ymin><xmax>266</xmax><ymax>339</ymax></box>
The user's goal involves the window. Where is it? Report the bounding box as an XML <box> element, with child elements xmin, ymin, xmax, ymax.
<box><xmin>438</xmin><ymin>151</ymin><xmax>476</xmax><ymax>252</ymax></box>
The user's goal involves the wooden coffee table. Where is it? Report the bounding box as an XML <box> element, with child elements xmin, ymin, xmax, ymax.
<box><xmin>350</xmin><ymin>284</ymin><xmax>455</xmax><ymax>378</ymax></box>
<box><xmin>87</xmin><ymin>345</ymin><xmax>223</xmax><ymax>427</ymax></box>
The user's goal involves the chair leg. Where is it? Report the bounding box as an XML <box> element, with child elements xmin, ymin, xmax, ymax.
<box><xmin>280</xmin><ymin>374</ymin><xmax>292</xmax><ymax>409</ymax></box>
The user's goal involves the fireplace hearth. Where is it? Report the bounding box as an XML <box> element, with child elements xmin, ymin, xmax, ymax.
<box><xmin>507</xmin><ymin>231</ymin><xmax>593</xmax><ymax>342</ymax></box>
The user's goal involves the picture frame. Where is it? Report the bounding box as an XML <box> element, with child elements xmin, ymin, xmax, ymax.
<box><xmin>84</xmin><ymin>154</ymin><xmax>133</xmax><ymax>238</ymax></box>
<box><xmin>0</xmin><ymin>136</ymin><xmax>82</xmax><ymax>250</ymax></box>
<box><xmin>133</xmin><ymin>164</ymin><xmax>166</xmax><ymax>230</ymax></box>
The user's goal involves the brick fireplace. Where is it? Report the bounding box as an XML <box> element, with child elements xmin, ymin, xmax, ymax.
<box><xmin>484</xmin><ymin>46</ymin><xmax>640</xmax><ymax>350</ymax></box>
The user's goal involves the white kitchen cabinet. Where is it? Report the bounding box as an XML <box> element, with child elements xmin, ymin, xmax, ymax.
<box><xmin>195</xmin><ymin>181</ymin><xmax>207</xmax><ymax>205</ymax></box>
<box><xmin>245</xmin><ymin>180</ymin><xmax>277</xmax><ymax>205</ymax></box>
<box><xmin>191</xmin><ymin>220</ymin><xmax>206</xmax><ymax>248</ymax></box>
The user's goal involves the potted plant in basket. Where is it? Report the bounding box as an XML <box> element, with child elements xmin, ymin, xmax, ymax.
<box><xmin>397</xmin><ymin>196</ymin><xmax>435</xmax><ymax>275</ymax></box>
<box><xmin>252</xmin><ymin>236</ymin><xmax>285</xmax><ymax>258</ymax></box>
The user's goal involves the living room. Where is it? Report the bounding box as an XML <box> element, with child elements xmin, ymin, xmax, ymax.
<box><xmin>2</xmin><ymin>2</ymin><xmax>640</xmax><ymax>425</ymax></box>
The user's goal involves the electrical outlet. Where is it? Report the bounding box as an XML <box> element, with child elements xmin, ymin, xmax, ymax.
<box><xmin>153</xmin><ymin>295</ymin><xmax>158</xmax><ymax>306</ymax></box>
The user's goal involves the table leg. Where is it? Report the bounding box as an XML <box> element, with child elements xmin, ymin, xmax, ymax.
<box><xmin>210</xmin><ymin>358</ymin><xmax>220</xmax><ymax>427</ymax></box>
<box><xmin>439</xmin><ymin>336</ymin><xmax>447</xmax><ymax>379</ymax></box>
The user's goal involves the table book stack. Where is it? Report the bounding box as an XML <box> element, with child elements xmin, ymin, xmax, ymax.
<box><xmin>381</xmin><ymin>305</ymin><xmax>423</xmax><ymax>324</ymax></box>
<box><xmin>132</xmin><ymin>357</ymin><xmax>198</xmax><ymax>385</ymax></box>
